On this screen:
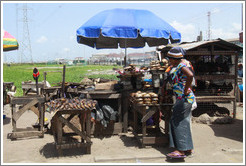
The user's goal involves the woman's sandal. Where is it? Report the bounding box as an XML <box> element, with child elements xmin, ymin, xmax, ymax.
<box><xmin>166</xmin><ymin>152</ymin><xmax>187</xmax><ymax>159</ymax></box>
<box><xmin>184</xmin><ymin>150</ymin><xmax>194</xmax><ymax>158</ymax></box>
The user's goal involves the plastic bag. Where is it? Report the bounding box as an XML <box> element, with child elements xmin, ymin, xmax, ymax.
<box><xmin>102</xmin><ymin>105</ymin><xmax>118</xmax><ymax>121</ymax></box>
<box><xmin>191</xmin><ymin>98</ymin><xmax>197</xmax><ymax>111</ymax></box>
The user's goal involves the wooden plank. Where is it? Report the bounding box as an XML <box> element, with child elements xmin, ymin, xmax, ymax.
<box><xmin>11</xmin><ymin>96</ymin><xmax>45</xmax><ymax>105</ymax></box>
<box><xmin>141</xmin><ymin>109</ymin><xmax>156</xmax><ymax>123</ymax></box>
<box><xmin>196</xmin><ymin>96</ymin><xmax>236</xmax><ymax>103</ymax></box>
<box><xmin>15</xmin><ymin>127</ymin><xmax>38</xmax><ymax>132</ymax></box>
<box><xmin>186</xmin><ymin>50</ymin><xmax>237</xmax><ymax>56</ymax></box>
<box><xmin>30</xmin><ymin>106</ymin><xmax>39</xmax><ymax>117</ymax></box>
<box><xmin>22</xmin><ymin>82</ymin><xmax>45</xmax><ymax>89</ymax></box>
<box><xmin>10</xmin><ymin>131</ymin><xmax>43</xmax><ymax>139</ymax></box>
<box><xmin>61</xmin><ymin>65</ymin><xmax>66</xmax><ymax>97</ymax></box>
<box><xmin>142</xmin><ymin>109</ymin><xmax>146</xmax><ymax>138</ymax></box>
<box><xmin>87</xmin><ymin>93</ymin><xmax>121</xmax><ymax>99</ymax></box>
<box><xmin>195</xmin><ymin>75</ymin><xmax>236</xmax><ymax>80</ymax></box>
<box><xmin>88</xmin><ymin>90</ymin><xmax>118</xmax><ymax>94</ymax></box>
<box><xmin>118</xmin><ymin>97</ymin><xmax>122</xmax><ymax>122</ymax></box>
<box><xmin>56</xmin><ymin>115</ymin><xmax>63</xmax><ymax>156</ymax></box>
<box><xmin>12</xmin><ymin>106</ymin><xmax>17</xmax><ymax>132</ymax></box>
<box><xmin>58</xmin><ymin>116</ymin><xmax>90</xmax><ymax>142</ymax></box>
<box><xmin>39</xmin><ymin>104</ymin><xmax>44</xmax><ymax>132</ymax></box>
<box><xmin>56</xmin><ymin>142</ymin><xmax>91</xmax><ymax>149</ymax></box>
<box><xmin>13</xmin><ymin>98</ymin><xmax>39</xmax><ymax>121</ymax></box>
<box><xmin>86</xmin><ymin>111</ymin><xmax>91</xmax><ymax>154</ymax></box>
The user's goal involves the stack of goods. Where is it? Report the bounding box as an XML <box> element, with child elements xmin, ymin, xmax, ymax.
<box><xmin>130</xmin><ymin>91</ymin><xmax>159</xmax><ymax>105</ymax></box>
<box><xmin>117</xmin><ymin>64</ymin><xmax>144</xmax><ymax>90</ymax></box>
<box><xmin>140</xmin><ymin>66</ymin><xmax>149</xmax><ymax>71</ymax></box>
<box><xmin>150</xmin><ymin>60</ymin><xmax>161</xmax><ymax>70</ymax></box>
<box><xmin>150</xmin><ymin>59</ymin><xmax>169</xmax><ymax>71</ymax></box>
<box><xmin>46</xmin><ymin>98</ymin><xmax>97</xmax><ymax>113</ymax></box>
<box><xmin>150</xmin><ymin>59</ymin><xmax>168</xmax><ymax>70</ymax></box>
<box><xmin>123</xmin><ymin>64</ymin><xmax>143</xmax><ymax>75</ymax></box>
<box><xmin>160</xmin><ymin>58</ymin><xmax>169</xmax><ymax>69</ymax></box>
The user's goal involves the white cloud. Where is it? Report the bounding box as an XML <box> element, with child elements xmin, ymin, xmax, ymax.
<box><xmin>170</xmin><ymin>20</ymin><xmax>241</xmax><ymax>42</ymax></box>
<box><xmin>211</xmin><ymin>8</ymin><xmax>220</xmax><ymax>14</ymax></box>
<box><xmin>170</xmin><ymin>21</ymin><xmax>197</xmax><ymax>42</ymax></box>
<box><xmin>70</xmin><ymin>35</ymin><xmax>75</xmax><ymax>41</ymax></box>
<box><xmin>211</xmin><ymin>23</ymin><xmax>241</xmax><ymax>40</ymax></box>
<box><xmin>232</xmin><ymin>23</ymin><xmax>241</xmax><ymax>32</ymax></box>
<box><xmin>211</xmin><ymin>28</ymin><xmax>240</xmax><ymax>40</ymax></box>
<box><xmin>63</xmin><ymin>48</ymin><xmax>70</xmax><ymax>52</ymax></box>
<box><xmin>36</xmin><ymin>36</ymin><xmax>48</xmax><ymax>43</ymax></box>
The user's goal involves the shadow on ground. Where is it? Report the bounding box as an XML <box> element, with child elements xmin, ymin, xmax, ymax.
<box><xmin>3</xmin><ymin>117</ymin><xmax>11</xmax><ymax>125</ymax></box>
<box><xmin>209</xmin><ymin>119</ymin><xmax>243</xmax><ymax>142</ymax></box>
<box><xmin>119</xmin><ymin>134</ymin><xmax>140</xmax><ymax>147</ymax></box>
<box><xmin>39</xmin><ymin>142</ymin><xmax>88</xmax><ymax>158</ymax></box>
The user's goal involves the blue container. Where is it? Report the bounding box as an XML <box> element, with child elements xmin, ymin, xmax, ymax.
<box><xmin>144</xmin><ymin>79</ymin><xmax>152</xmax><ymax>82</ymax></box>
<box><xmin>3</xmin><ymin>115</ymin><xmax>6</xmax><ymax>119</ymax></box>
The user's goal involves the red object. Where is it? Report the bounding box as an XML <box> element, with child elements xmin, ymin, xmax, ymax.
<box><xmin>33</xmin><ymin>71</ymin><xmax>40</xmax><ymax>78</ymax></box>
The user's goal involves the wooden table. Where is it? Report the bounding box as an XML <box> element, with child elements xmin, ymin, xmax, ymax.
<box><xmin>66</xmin><ymin>89</ymin><xmax>123</xmax><ymax>135</ymax></box>
<box><xmin>9</xmin><ymin>96</ymin><xmax>45</xmax><ymax>140</ymax></box>
<box><xmin>132</xmin><ymin>103</ymin><xmax>168</xmax><ymax>148</ymax></box>
<box><xmin>51</xmin><ymin>109</ymin><xmax>92</xmax><ymax>156</ymax></box>
<box><xmin>22</xmin><ymin>82</ymin><xmax>45</xmax><ymax>96</ymax></box>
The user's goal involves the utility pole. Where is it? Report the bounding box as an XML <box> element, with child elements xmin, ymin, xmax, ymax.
<box><xmin>16</xmin><ymin>4</ymin><xmax>20</xmax><ymax>63</ymax></box>
<box><xmin>207</xmin><ymin>11</ymin><xmax>211</xmax><ymax>41</ymax></box>
<box><xmin>20</xmin><ymin>3</ymin><xmax>33</xmax><ymax>64</ymax></box>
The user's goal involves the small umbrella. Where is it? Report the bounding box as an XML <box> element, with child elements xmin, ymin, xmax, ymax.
<box><xmin>3</xmin><ymin>30</ymin><xmax>19</xmax><ymax>52</ymax></box>
<box><xmin>76</xmin><ymin>8</ymin><xmax>181</xmax><ymax>65</ymax></box>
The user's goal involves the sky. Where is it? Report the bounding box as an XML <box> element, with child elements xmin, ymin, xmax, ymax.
<box><xmin>1</xmin><ymin>1</ymin><xmax>244</xmax><ymax>63</ymax></box>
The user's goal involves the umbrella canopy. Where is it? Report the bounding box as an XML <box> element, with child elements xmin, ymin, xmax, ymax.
<box><xmin>3</xmin><ymin>30</ymin><xmax>19</xmax><ymax>52</ymax></box>
<box><xmin>76</xmin><ymin>8</ymin><xmax>181</xmax><ymax>49</ymax></box>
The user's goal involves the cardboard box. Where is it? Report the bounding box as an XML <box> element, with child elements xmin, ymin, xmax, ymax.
<box><xmin>95</xmin><ymin>81</ymin><xmax>117</xmax><ymax>90</ymax></box>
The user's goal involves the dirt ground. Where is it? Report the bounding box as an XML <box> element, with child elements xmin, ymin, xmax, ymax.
<box><xmin>2</xmin><ymin>103</ymin><xmax>244</xmax><ymax>164</ymax></box>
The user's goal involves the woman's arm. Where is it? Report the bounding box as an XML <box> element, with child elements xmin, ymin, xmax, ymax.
<box><xmin>182</xmin><ymin>66</ymin><xmax>194</xmax><ymax>96</ymax></box>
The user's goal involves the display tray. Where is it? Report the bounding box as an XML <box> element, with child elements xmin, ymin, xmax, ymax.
<box><xmin>129</xmin><ymin>96</ymin><xmax>159</xmax><ymax>106</ymax></box>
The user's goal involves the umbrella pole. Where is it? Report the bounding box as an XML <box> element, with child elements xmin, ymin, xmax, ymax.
<box><xmin>124</xmin><ymin>39</ymin><xmax>127</xmax><ymax>67</ymax></box>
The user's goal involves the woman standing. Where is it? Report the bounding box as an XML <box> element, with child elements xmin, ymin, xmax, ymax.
<box><xmin>164</xmin><ymin>47</ymin><xmax>195</xmax><ymax>159</ymax></box>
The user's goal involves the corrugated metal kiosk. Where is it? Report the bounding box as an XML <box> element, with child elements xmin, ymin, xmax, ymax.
<box><xmin>157</xmin><ymin>38</ymin><xmax>243</xmax><ymax>119</ymax></box>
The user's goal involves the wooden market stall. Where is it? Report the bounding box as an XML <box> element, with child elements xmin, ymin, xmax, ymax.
<box><xmin>157</xmin><ymin>38</ymin><xmax>243</xmax><ymax>118</ymax></box>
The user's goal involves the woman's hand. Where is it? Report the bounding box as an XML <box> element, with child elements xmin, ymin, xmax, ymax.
<box><xmin>184</xmin><ymin>89</ymin><xmax>191</xmax><ymax>96</ymax></box>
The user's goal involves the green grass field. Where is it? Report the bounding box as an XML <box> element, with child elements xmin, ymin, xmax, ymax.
<box><xmin>3</xmin><ymin>63</ymin><xmax>122</xmax><ymax>96</ymax></box>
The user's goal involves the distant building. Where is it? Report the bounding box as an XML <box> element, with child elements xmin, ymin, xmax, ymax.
<box><xmin>55</xmin><ymin>58</ymin><xmax>67</xmax><ymax>64</ymax></box>
<box><xmin>73</xmin><ymin>57</ymin><xmax>85</xmax><ymax>65</ymax></box>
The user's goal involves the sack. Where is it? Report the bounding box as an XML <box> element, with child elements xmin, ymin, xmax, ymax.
<box><xmin>191</xmin><ymin>98</ymin><xmax>197</xmax><ymax>111</ymax></box>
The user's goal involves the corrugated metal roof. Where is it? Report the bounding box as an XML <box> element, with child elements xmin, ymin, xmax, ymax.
<box><xmin>157</xmin><ymin>38</ymin><xmax>242</xmax><ymax>51</ymax></box>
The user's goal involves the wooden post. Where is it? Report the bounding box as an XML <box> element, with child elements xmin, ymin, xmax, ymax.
<box><xmin>233</xmin><ymin>52</ymin><xmax>238</xmax><ymax>119</ymax></box>
<box><xmin>61</xmin><ymin>65</ymin><xmax>66</xmax><ymax>97</ymax></box>
<box><xmin>44</xmin><ymin>72</ymin><xmax>47</xmax><ymax>87</ymax></box>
